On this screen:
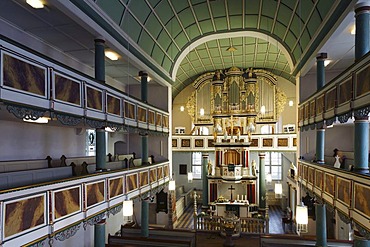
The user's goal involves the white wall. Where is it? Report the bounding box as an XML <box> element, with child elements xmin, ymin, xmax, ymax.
<box><xmin>53</xmin><ymin>223</ymin><xmax>94</xmax><ymax>247</ymax></box>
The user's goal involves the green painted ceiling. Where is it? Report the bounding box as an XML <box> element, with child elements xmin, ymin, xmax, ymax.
<box><xmin>76</xmin><ymin>0</ymin><xmax>349</xmax><ymax>97</ymax></box>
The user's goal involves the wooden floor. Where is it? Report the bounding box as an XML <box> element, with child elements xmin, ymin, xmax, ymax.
<box><xmin>175</xmin><ymin>204</ymin><xmax>295</xmax><ymax>246</ymax></box>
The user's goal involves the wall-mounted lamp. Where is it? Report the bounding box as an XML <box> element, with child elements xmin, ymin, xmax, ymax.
<box><xmin>123</xmin><ymin>200</ymin><xmax>133</xmax><ymax>217</ymax></box>
<box><xmin>296</xmin><ymin>204</ymin><xmax>308</xmax><ymax>233</ymax></box>
<box><xmin>180</xmin><ymin>105</ymin><xmax>185</xmax><ymax>112</ymax></box>
<box><xmin>188</xmin><ymin>172</ymin><xmax>193</xmax><ymax>183</ymax></box>
<box><xmin>169</xmin><ymin>180</ymin><xmax>176</xmax><ymax>191</ymax></box>
<box><xmin>275</xmin><ymin>182</ymin><xmax>282</xmax><ymax>198</ymax></box>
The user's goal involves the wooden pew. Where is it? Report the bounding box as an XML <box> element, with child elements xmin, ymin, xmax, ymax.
<box><xmin>108</xmin><ymin>235</ymin><xmax>192</xmax><ymax>247</ymax></box>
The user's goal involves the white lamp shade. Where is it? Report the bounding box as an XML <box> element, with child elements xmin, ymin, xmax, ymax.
<box><xmin>169</xmin><ymin>180</ymin><xmax>176</xmax><ymax>191</ymax></box>
<box><xmin>296</xmin><ymin>205</ymin><xmax>308</xmax><ymax>224</ymax></box>
<box><xmin>266</xmin><ymin>173</ymin><xmax>272</xmax><ymax>183</ymax></box>
<box><xmin>260</xmin><ymin>105</ymin><xmax>266</xmax><ymax>114</ymax></box>
<box><xmin>122</xmin><ymin>200</ymin><xmax>133</xmax><ymax>216</ymax></box>
<box><xmin>188</xmin><ymin>172</ymin><xmax>193</xmax><ymax>183</ymax></box>
<box><xmin>275</xmin><ymin>183</ymin><xmax>282</xmax><ymax>195</ymax></box>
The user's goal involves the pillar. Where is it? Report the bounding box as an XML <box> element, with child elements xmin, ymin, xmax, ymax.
<box><xmin>141</xmin><ymin>133</ymin><xmax>149</xmax><ymax>165</ymax></box>
<box><xmin>141</xmin><ymin>200</ymin><xmax>149</xmax><ymax>237</ymax></box>
<box><xmin>95</xmin><ymin>38</ymin><xmax>105</xmax><ymax>82</ymax></box>
<box><xmin>354</xmin><ymin>118</ymin><xmax>369</xmax><ymax>172</ymax></box>
<box><xmin>315</xmin><ymin>204</ymin><xmax>327</xmax><ymax>247</ymax></box>
<box><xmin>316</xmin><ymin>53</ymin><xmax>327</xmax><ymax>90</ymax></box>
<box><xmin>259</xmin><ymin>153</ymin><xmax>266</xmax><ymax>210</ymax></box>
<box><xmin>316</xmin><ymin>129</ymin><xmax>325</xmax><ymax>164</ymax></box>
<box><xmin>202</xmin><ymin>153</ymin><xmax>209</xmax><ymax>208</ymax></box>
<box><xmin>96</xmin><ymin>129</ymin><xmax>106</xmax><ymax>171</ymax></box>
<box><xmin>94</xmin><ymin>219</ymin><xmax>106</xmax><ymax>247</ymax></box>
<box><xmin>354</xmin><ymin>234</ymin><xmax>370</xmax><ymax>247</ymax></box>
<box><xmin>355</xmin><ymin>2</ymin><xmax>370</xmax><ymax>60</ymax></box>
<box><xmin>140</xmin><ymin>71</ymin><xmax>148</xmax><ymax>103</ymax></box>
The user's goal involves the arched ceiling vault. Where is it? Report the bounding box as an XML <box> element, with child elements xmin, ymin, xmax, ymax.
<box><xmin>73</xmin><ymin>0</ymin><xmax>351</xmax><ymax>98</ymax></box>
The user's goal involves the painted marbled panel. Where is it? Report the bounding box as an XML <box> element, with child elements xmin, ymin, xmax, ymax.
<box><xmin>263</xmin><ymin>138</ymin><xmax>273</xmax><ymax>147</ymax></box>
<box><xmin>310</xmin><ymin>100</ymin><xmax>315</xmax><ymax>118</ymax></box>
<box><xmin>86</xmin><ymin>181</ymin><xmax>105</xmax><ymax>207</ymax></box>
<box><xmin>308</xmin><ymin>167</ymin><xmax>314</xmax><ymax>184</ymax></box>
<box><xmin>316</xmin><ymin>95</ymin><xmax>324</xmax><ymax>114</ymax></box>
<box><xmin>107</xmin><ymin>95</ymin><xmax>121</xmax><ymax>116</ymax></box>
<box><xmin>354</xmin><ymin>184</ymin><xmax>370</xmax><ymax>217</ymax></box>
<box><xmin>5</xmin><ymin>195</ymin><xmax>45</xmax><ymax>238</ymax></box>
<box><xmin>140</xmin><ymin>171</ymin><xmax>149</xmax><ymax>187</ymax></box>
<box><xmin>156</xmin><ymin>113</ymin><xmax>162</xmax><ymax>126</ymax></box>
<box><xmin>55</xmin><ymin>74</ymin><xmax>80</xmax><ymax>105</ymax></box>
<box><xmin>126</xmin><ymin>174</ymin><xmax>138</xmax><ymax>192</ymax></box>
<box><xmin>150</xmin><ymin>169</ymin><xmax>157</xmax><ymax>183</ymax></box>
<box><xmin>250</xmin><ymin>139</ymin><xmax>258</xmax><ymax>147</ymax></box>
<box><xmin>277</xmin><ymin>138</ymin><xmax>288</xmax><ymax>147</ymax></box>
<box><xmin>293</xmin><ymin>138</ymin><xmax>297</xmax><ymax>146</ymax></box>
<box><xmin>303</xmin><ymin>166</ymin><xmax>308</xmax><ymax>181</ymax></box>
<box><xmin>164</xmin><ymin>165</ymin><xmax>169</xmax><ymax>178</ymax></box>
<box><xmin>325</xmin><ymin>88</ymin><xmax>336</xmax><ymax>110</ymax></box>
<box><xmin>304</xmin><ymin>104</ymin><xmax>309</xmax><ymax>120</ymax></box>
<box><xmin>324</xmin><ymin>174</ymin><xmax>334</xmax><ymax>196</ymax></box>
<box><xmin>163</xmin><ymin>115</ymin><xmax>169</xmax><ymax>128</ymax></box>
<box><xmin>148</xmin><ymin>111</ymin><xmax>155</xmax><ymax>124</ymax></box>
<box><xmin>109</xmin><ymin>177</ymin><xmax>123</xmax><ymax>199</ymax></box>
<box><xmin>337</xmin><ymin>178</ymin><xmax>351</xmax><ymax>205</ymax></box>
<box><xmin>138</xmin><ymin>107</ymin><xmax>147</xmax><ymax>122</ymax></box>
<box><xmin>86</xmin><ymin>87</ymin><xmax>102</xmax><ymax>110</ymax></box>
<box><xmin>339</xmin><ymin>79</ymin><xmax>352</xmax><ymax>104</ymax></box>
<box><xmin>356</xmin><ymin>65</ymin><xmax>370</xmax><ymax>97</ymax></box>
<box><xmin>125</xmin><ymin>102</ymin><xmax>135</xmax><ymax>119</ymax></box>
<box><xmin>315</xmin><ymin>170</ymin><xmax>323</xmax><ymax>189</ymax></box>
<box><xmin>157</xmin><ymin>167</ymin><xmax>163</xmax><ymax>180</ymax></box>
<box><xmin>3</xmin><ymin>54</ymin><xmax>45</xmax><ymax>96</ymax></box>
<box><xmin>54</xmin><ymin>187</ymin><xmax>80</xmax><ymax>219</ymax></box>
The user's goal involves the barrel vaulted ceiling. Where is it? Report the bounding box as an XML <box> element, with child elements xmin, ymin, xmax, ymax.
<box><xmin>71</xmin><ymin>0</ymin><xmax>351</xmax><ymax>97</ymax></box>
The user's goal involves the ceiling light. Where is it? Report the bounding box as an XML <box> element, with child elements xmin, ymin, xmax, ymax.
<box><xmin>105</xmin><ymin>51</ymin><xmax>119</xmax><ymax>61</ymax></box>
<box><xmin>180</xmin><ymin>105</ymin><xmax>185</xmax><ymax>112</ymax></box>
<box><xmin>351</xmin><ymin>26</ymin><xmax>356</xmax><ymax>35</ymax></box>
<box><xmin>226</xmin><ymin>46</ymin><xmax>237</xmax><ymax>52</ymax></box>
<box><xmin>324</xmin><ymin>60</ymin><xmax>331</xmax><ymax>67</ymax></box>
<box><xmin>26</xmin><ymin>0</ymin><xmax>44</xmax><ymax>9</ymax></box>
<box><xmin>23</xmin><ymin>117</ymin><xmax>49</xmax><ymax>124</ymax></box>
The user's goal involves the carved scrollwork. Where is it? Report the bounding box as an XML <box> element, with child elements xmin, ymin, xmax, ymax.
<box><xmin>354</xmin><ymin>106</ymin><xmax>370</xmax><ymax>120</ymax></box>
<box><xmin>6</xmin><ymin>104</ymin><xmax>45</xmax><ymax>120</ymax></box>
<box><xmin>108</xmin><ymin>204</ymin><xmax>123</xmax><ymax>216</ymax></box>
<box><xmin>86</xmin><ymin>119</ymin><xmax>105</xmax><ymax>129</ymax></box>
<box><xmin>303</xmin><ymin>125</ymin><xmax>310</xmax><ymax>131</ymax></box>
<box><xmin>325</xmin><ymin>117</ymin><xmax>336</xmax><ymax>126</ymax></box>
<box><xmin>54</xmin><ymin>223</ymin><xmax>81</xmax><ymax>242</ymax></box>
<box><xmin>85</xmin><ymin>212</ymin><xmax>106</xmax><ymax>227</ymax></box>
<box><xmin>29</xmin><ymin>239</ymin><xmax>47</xmax><ymax>247</ymax></box>
<box><xmin>309</xmin><ymin>123</ymin><xmax>316</xmax><ymax>130</ymax></box>
<box><xmin>316</xmin><ymin>121</ymin><xmax>324</xmax><ymax>129</ymax></box>
<box><xmin>354</xmin><ymin>222</ymin><xmax>370</xmax><ymax>239</ymax></box>
<box><xmin>338</xmin><ymin>211</ymin><xmax>351</xmax><ymax>224</ymax></box>
<box><xmin>325</xmin><ymin>203</ymin><xmax>334</xmax><ymax>213</ymax></box>
<box><xmin>56</xmin><ymin>114</ymin><xmax>82</xmax><ymax>126</ymax></box>
<box><xmin>338</xmin><ymin>112</ymin><xmax>352</xmax><ymax>123</ymax></box>
<box><xmin>107</xmin><ymin>122</ymin><xmax>121</xmax><ymax>132</ymax></box>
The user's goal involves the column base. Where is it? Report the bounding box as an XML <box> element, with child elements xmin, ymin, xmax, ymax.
<box><xmin>316</xmin><ymin>161</ymin><xmax>325</xmax><ymax>164</ymax></box>
<box><xmin>353</xmin><ymin>168</ymin><xmax>369</xmax><ymax>174</ymax></box>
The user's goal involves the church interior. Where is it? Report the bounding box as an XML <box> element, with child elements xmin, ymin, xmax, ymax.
<box><xmin>0</xmin><ymin>0</ymin><xmax>369</xmax><ymax>246</ymax></box>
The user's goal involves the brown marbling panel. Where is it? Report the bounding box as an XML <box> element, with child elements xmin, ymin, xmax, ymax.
<box><xmin>308</xmin><ymin>167</ymin><xmax>314</xmax><ymax>184</ymax></box>
<box><xmin>325</xmin><ymin>88</ymin><xmax>336</xmax><ymax>110</ymax></box>
<box><xmin>126</xmin><ymin>174</ymin><xmax>138</xmax><ymax>192</ymax></box>
<box><xmin>337</xmin><ymin>177</ymin><xmax>351</xmax><ymax>205</ymax></box>
<box><xmin>148</xmin><ymin>111</ymin><xmax>155</xmax><ymax>124</ymax></box>
<box><xmin>163</xmin><ymin>115</ymin><xmax>169</xmax><ymax>128</ymax></box>
<box><xmin>55</xmin><ymin>74</ymin><xmax>80</xmax><ymax>105</ymax></box>
<box><xmin>208</xmin><ymin>139</ymin><xmax>215</xmax><ymax>147</ymax></box>
<box><xmin>263</xmin><ymin>138</ymin><xmax>273</xmax><ymax>147</ymax></box>
<box><xmin>125</xmin><ymin>102</ymin><xmax>135</xmax><ymax>119</ymax></box>
<box><xmin>310</xmin><ymin>100</ymin><xmax>315</xmax><ymax>118</ymax></box>
<box><xmin>86</xmin><ymin>87</ymin><xmax>102</xmax><ymax>110</ymax></box>
<box><xmin>316</xmin><ymin>95</ymin><xmax>324</xmax><ymax>114</ymax></box>
<box><xmin>109</xmin><ymin>177</ymin><xmax>123</xmax><ymax>199</ymax></box>
<box><xmin>299</xmin><ymin>107</ymin><xmax>304</xmax><ymax>122</ymax></box>
<box><xmin>250</xmin><ymin>139</ymin><xmax>258</xmax><ymax>147</ymax></box>
<box><xmin>164</xmin><ymin>165</ymin><xmax>169</xmax><ymax>177</ymax></box>
<box><xmin>315</xmin><ymin>170</ymin><xmax>323</xmax><ymax>189</ymax></box>
<box><xmin>140</xmin><ymin>171</ymin><xmax>149</xmax><ymax>187</ymax></box>
<box><xmin>138</xmin><ymin>107</ymin><xmax>147</xmax><ymax>122</ymax></box>
<box><xmin>324</xmin><ymin>174</ymin><xmax>334</xmax><ymax>196</ymax></box>
<box><xmin>157</xmin><ymin>167</ymin><xmax>163</xmax><ymax>179</ymax></box>
<box><xmin>277</xmin><ymin>138</ymin><xmax>288</xmax><ymax>147</ymax></box>
<box><xmin>86</xmin><ymin>181</ymin><xmax>105</xmax><ymax>207</ymax></box>
<box><xmin>172</xmin><ymin>139</ymin><xmax>177</xmax><ymax>147</ymax></box>
<box><xmin>107</xmin><ymin>95</ymin><xmax>121</xmax><ymax>116</ymax></box>
<box><xmin>156</xmin><ymin>113</ymin><xmax>162</xmax><ymax>126</ymax></box>
<box><xmin>356</xmin><ymin>65</ymin><xmax>370</xmax><ymax>97</ymax></box>
<box><xmin>304</xmin><ymin>104</ymin><xmax>309</xmax><ymax>120</ymax></box>
<box><xmin>293</xmin><ymin>138</ymin><xmax>297</xmax><ymax>146</ymax></box>
<box><xmin>339</xmin><ymin>79</ymin><xmax>352</xmax><ymax>104</ymax></box>
<box><xmin>5</xmin><ymin>195</ymin><xmax>45</xmax><ymax>238</ymax></box>
<box><xmin>354</xmin><ymin>184</ymin><xmax>370</xmax><ymax>217</ymax></box>
<box><xmin>3</xmin><ymin>54</ymin><xmax>45</xmax><ymax>96</ymax></box>
<box><xmin>150</xmin><ymin>169</ymin><xmax>157</xmax><ymax>183</ymax></box>
<box><xmin>304</xmin><ymin>166</ymin><xmax>308</xmax><ymax>180</ymax></box>
<box><xmin>54</xmin><ymin>187</ymin><xmax>80</xmax><ymax>219</ymax></box>
<box><xmin>195</xmin><ymin>139</ymin><xmax>204</xmax><ymax>147</ymax></box>
<box><xmin>181</xmin><ymin>139</ymin><xmax>190</xmax><ymax>147</ymax></box>
<box><xmin>298</xmin><ymin>163</ymin><xmax>302</xmax><ymax>177</ymax></box>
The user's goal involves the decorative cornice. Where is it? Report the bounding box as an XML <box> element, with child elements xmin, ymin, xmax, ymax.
<box><xmin>325</xmin><ymin>117</ymin><xmax>336</xmax><ymax>126</ymax></box>
<box><xmin>54</xmin><ymin>223</ymin><xmax>81</xmax><ymax>242</ymax></box>
<box><xmin>56</xmin><ymin>114</ymin><xmax>82</xmax><ymax>126</ymax></box>
<box><xmin>6</xmin><ymin>104</ymin><xmax>45</xmax><ymax>120</ymax></box>
<box><xmin>309</xmin><ymin>123</ymin><xmax>316</xmax><ymax>130</ymax></box>
<box><xmin>86</xmin><ymin>119</ymin><xmax>106</xmax><ymax>129</ymax></box>
<box><xmin>316</xmin><ymin>121</ymin><xmax>324</xmax><ymax>129</ymax></box>
<box><xmin>354</xmin><ymin>106</ymin><xmax>370</xmax><ymax>120</ymax></box>
<box><xmin>338</xmin><ymin>112</ymin><xmax>352</xmax><ymax>123</ymax></box>
<box><xmin>338</xmin><ymin>211</ymin><xmax>351</xmax><ymax>224</ymax></box>
<box><xmin>108</xmin><ymin>204</ymin><xmax>123</xmax><ymax>216</ymax></box>
<box><xmin>84</xmin><ymin>212</ymin><xmax>106</xmax><ymax>229</ymax></box>
<box><xmin>28</xmin><ymin>239</ymin><xmax>47</xmax><ymax>247</ymax></box>
<box><xmin>355</xmin><ymin>222</ymin><xmax>370</xmax><ymax>239</ymax></box>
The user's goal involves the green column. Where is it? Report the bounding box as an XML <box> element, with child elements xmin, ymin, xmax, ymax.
<box><xmin>316</xmin><ymin>129</ymin><xmax>325</xmax><ymax>164</ymax></box>
<box><xmin>315</xmin><ymin>204</ymin><xmax>327</xmax><ymax>247</ymax></box>
<box><xmin>140</xmin><ymin>71</ymin><xmax>148</xmax><ymax>103</ymax></box>
<box><xmin>316</xmin><ymin>53</ymin><xmax>327</xmax><ymax>90</ymax></box>
<box><xmin>202</xmin><ymin>153</ymin><xmax>209</xmax><ymax>208</ymax></box>
<box><xmin>259</xmin><ymin>153</ymin><xmax>266</xmax><ymax>210</ymax></box>
<box><xmin>354</xmin><ymin>118</ymin><xmax>369</xmax><ymax>172</ymax></box>
<box><xmin>355</xmin><ymin>3</ymin><xmax>370</xmax><ymax>60</ymax></box>
<box><xmin>94</xmin><ymin>38</ymin><xmax>105</xmax><ymax>82</ymax></box>
<box><xmin>94</xmin><ymin>219</ymin><xmax>106</xmax><ymax>247</ymax></box>
<box><xmin>141</xmin><ymin>133</ymin><xmax>149</xmax><ymax>165</ymax></box>
<box><xmin>141</xmin><ymin>200</ymin><xmax>149</xmax><ymax>237</ymax></box>
<box><xmin>96</xmin><ymin>128</ymin><xmax>106</xmax><ymax>171</ymax></box>
<box><xmin>354</xmin><ymin>238</ymin><xmax>370</xmax><ymax>247</ymax></box>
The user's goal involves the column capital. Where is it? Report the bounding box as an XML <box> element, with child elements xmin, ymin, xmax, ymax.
<box><xmin>94</xmin><ymin>37</ymin><xmax>105</xmax><ymax>44</ymax></box>
<box><xmin>139</xmin><ymin>71</ymin><xmax>148</xmax><ymax>77</ymax></box>
<box><xmin>316</xmin><ymin>53</ymin><xmax>328</xmax><ymax>61</ymax></box>
<box><xmin>355</xmin><ymin>2</ymin><xmax>370</xmax><ymax>15</ymax></box>
<box><xmin>259</xmin><ymin>153</ymin><xmax>265</xmax><ymax>157</ymax></box>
